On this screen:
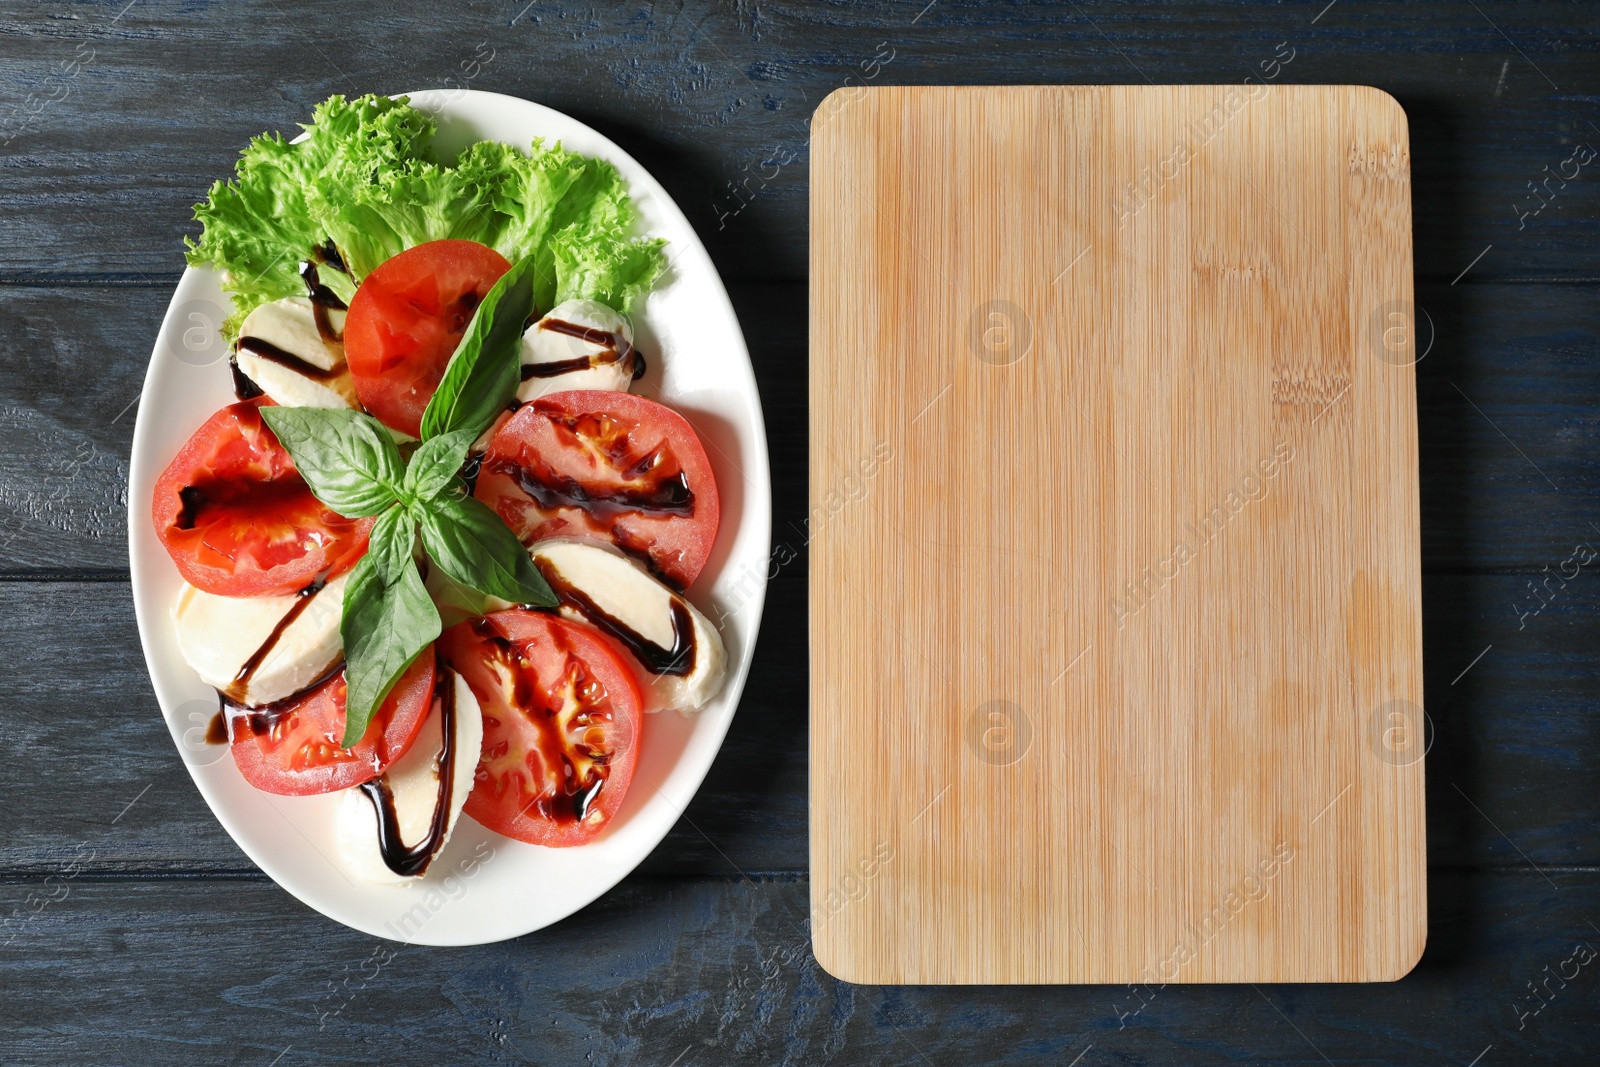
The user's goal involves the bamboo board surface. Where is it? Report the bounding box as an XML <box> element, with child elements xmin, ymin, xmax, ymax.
<box><xmin>809</xmin><ymin>84</ymin><xmax>1425</xmax><ymax>984</ymax></box>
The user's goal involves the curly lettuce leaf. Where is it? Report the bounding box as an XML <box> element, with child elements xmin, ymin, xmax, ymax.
<box><xmin>306</xmin><ymin>139</ymin><xmax>513</xmax><ymax>280</ymax></box>
<box><xmin>185</xmin><ymin>94</ymin><xmax>430</xmax><ymax>336</ymax></box>
<box><xmin>185</xmin><ymin>94</ymin><xmax>667</xmax><ymax>339</ymax></box>
<box><xmin>508</xmin><ymin>147</ymin><xmax>667</xmax><ymax>314</ymax></box>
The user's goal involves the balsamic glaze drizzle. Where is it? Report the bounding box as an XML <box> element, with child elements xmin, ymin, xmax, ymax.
<box><xmin>519</xmin><ymin>319</ymin><xmax>643</xmax><ymax>381</ymax></box>
<box><xmin>299</xmin><ymin>241</ymin><xmax>350</xmax><ymax>345</ymax></box>
<box><xmin>534</xmin><ymin>558</ymin><xmax>697</xmax><ymax>677</ymax></box>
<box><xmin>469</xmin><ymin>618</ymin><xmax>610</xmax><ymax>825</ymax></box>
<box><xmin>221</xmin><ymin>575</ymin><xmax>329</xmax><ymax>704</ymax></box>
<box><xmin>231</xmin><ymin>239</ymin><xmax>351</xmax><ymax>386</ymax></box>
<box><xmin>236</xmin><ymin>335</ymin><xmax>345</xmax><ymax>381</ymax></box>
<box><xmin>204</xmin><ymin>709</ymin><xmax>228</xmax><ymax>745</ymax></box>
<box><xmin>359</xmin><ymin>667</ymin><xmax>458</xmax><ymax>878</ymax></box>
<box><xmin>314</xmin><ymin>238</ymin><xmax>348</xmax><ymax>275</ymax></box>
<box><xmin>174</xmin><ymin>485</ymin><xmax>209</xmax><ymax>530</ymax></box>
<box><xmin>488</xmin><ymin>457</ymin><xmax>694</xmax><ymax>519</ymax></box>
<box><xmin>459</xmin><ymin>452</ymin><xmax>484</xmax><ymax>495</ymax></box>
<box><xmin>219</xmin><ymin>659</ymin><xmax>344</xmax><ymax>740</ymax></box>
<box><xmin>229</xmin><ymin>358</ymin><xmax>266</xmax><ymax>400</ymax></box>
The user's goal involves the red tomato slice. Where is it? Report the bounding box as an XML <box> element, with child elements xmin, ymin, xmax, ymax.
<box><xmin>475</xmin><ymin>391</ymin><xmax>721</xmax><ymax>589</ymax></box>
<box><xmin>343</xmin><ymin>239</ymin><xmax>512</xmax><ymax>436</ymax></box>
<box><xmin>441</xmin><ymin>611</ymin><xmax>642</xmax><ymax>847</ymax></box>
<box><xmin>226</xmin><ymin>651</ymin><xmax>437</xmax><ymax>796</ymax></box>
<box><xmin>152</xmin><ymin>398</ymin><xmax>373</xmax><ymax>597</ymax></box>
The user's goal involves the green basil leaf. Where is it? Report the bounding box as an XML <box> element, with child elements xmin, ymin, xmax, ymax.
<box><xmin>259</xmin><ymin>406</ymin><xmax>404</xmax><ymax>517</ymax></box>
<box><xmin>402</xmin><ymin>428</ymin><xmax>476</xmax><ymax>505</ymax></box>
<box><xmin>418</xmin><ymin>254</ymin><xmax>538</xmax><ymax>441</ymax></box>
<box><xmin>367</xmin><ymin>504</ymin><xmax>416</xmax><ymax>585</ymax></box>
<box><xmin>421</xmin><ymin>554</ymin><xmax>498</xmax><ymax>630</ymax></box>
<box><xmin>416</xmin><ymin>487</ymin><xmax>556</xmax><ymax>607</ymax></box>
<box><xmin>339</xmin><ymin>552</ymin><xmax>441</xmax><ymax>748</ymax></box>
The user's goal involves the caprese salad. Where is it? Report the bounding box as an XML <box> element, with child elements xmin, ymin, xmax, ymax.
<box><xmin>158</xmin><ymin>94</ymin><xmax>726</xmax><ymax>884</ymax></box>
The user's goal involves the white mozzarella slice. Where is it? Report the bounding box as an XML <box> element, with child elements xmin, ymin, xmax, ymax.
<box><xmin>528</xmin><ymin>538</ymin><xmax>726</xmax><ymax>714</ymax></box>
<box><xmin>172</xmin><ymin>571</ymin><xmax>349</xmax><ymax>707</ymax></box>
<box><xmin>335</xmin><ymin>670</ymin><xmax>484</xmax><ymax>884</ymax></box>
<box><xmin>514</xmin><ymin>299</ymin><xmax>636</xmax><ymax>403</ymax></box>
<box><xmin>235</xmin><ymin>297</ymin><xmax>358</xmax><ymax>410</ymax></box>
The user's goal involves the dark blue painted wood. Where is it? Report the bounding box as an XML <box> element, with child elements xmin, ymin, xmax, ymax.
<box><xmin>0</xmin><ymin>1</ymin><xmax>1595</xmax><ymax>284</ymax></box>
<box><xmin>0</xmin><ymin>872</ymin><xmax>1594</xmax><ymax>1065</ymax></box>
<box><xmin>0</xmin><ymin>572</ymin><xmax>1592</xmax><ymax>875</ymax></box>
<box><xmin>0</xmin><ymin>1</ymin><xmax>1595</xmax><ymax>1064</ymax></box>
<box><xmin>0</xmin><ymin>281</ymin><xmax>1596</xmax><ymax>573</ymax></box>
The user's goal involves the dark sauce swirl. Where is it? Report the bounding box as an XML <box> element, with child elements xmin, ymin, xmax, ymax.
<box><xmin>219</xmin><ymin>575</ymin><xmax>330</xmax><ymax>704</ymax></box>
<box><xmin>219</xmin><ymin>658</ymin><xmax>344</xmax><ymax>740</ymax></box>
<box><xmin>232</xmin><ymin>239</ymin><xmax>351</xmax><ymax>387</ymax></box>
<box><xmin>470</xmin><ymin>619</ymin><xmax>613</xmax><ymax>825</ymax></box>
<box><xmin>534</xmin><ymin>557</ymin><xmax>696</xmax><ymax>677</ymax></box>
<box><xmin>519</xmin><ymin>318</ymin><xmax>642</xmax><ymax>381</ymax></box>
<box><xmin>358</xmin><ymin>667</ymin><xmax>458</xmax><ymax>878</ymax></box>
<box><xmin>300</xmin><ymin>241</ymin><xmax>350</xmax><ymax>345</ymax></box>
<box><xmin>487</xmin><ymin>457</ymin><xmax>693</xmax><ymax>519</ymax></box>
<box><xmin>174</xmin><ymin>485</ymin><xmax>208</xmax><ymax>530</ymax></box>
<box><xmin>204</xmin><ymin>709</ymin><xmax>229</xmax><ymax>744</ymax></box>
<box><xmin>229</xmin><ymin>358</ymin><xmax>266</xmax><ymax>400</ymax></box>
<box><xmin>236</xmin><ymin>336</ymin><xmax>344</xmax><ymax>381</ymax></box>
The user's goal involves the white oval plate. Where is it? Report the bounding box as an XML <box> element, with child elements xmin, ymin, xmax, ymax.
<box><xmin>128</xmin><ymin>89</ymin><xmax>770</xmax><ymax>945</ymax></box>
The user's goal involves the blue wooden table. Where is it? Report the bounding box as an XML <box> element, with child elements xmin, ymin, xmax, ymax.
<box><xmin>1</xmin><ymin>1</ymin><xmax>1596</xmax><ymax>1063</ymax></box>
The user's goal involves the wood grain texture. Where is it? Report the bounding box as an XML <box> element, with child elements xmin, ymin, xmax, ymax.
<box><xmin>0</xmin><ymin>577</ymin><xmax>809</xmax><ymax>878</ymax></box>
<box><xmin>0</xmin><ymin>2</ymin><xmax>1596</xmax><ymax>284</ymax></box>
<box><xmin>811</xmin><ymin>85</ymin><xmax>1424</xmax><ymax>983</ymax></box>
<box><xmin>1</xmin><ymin>572</ymin><xmax>1591</xmax><ymax>875</ymax></box>
<box><xmin>0</xmin><ymin>0</ymin><xmax>1595</xmax><ymax>1058</ymax></box>
<box><xmin>4</xmin><ymin>281</ymin><xmax>1600</xmax><ymax>574</ymax></box>
<box><xmin>1</xmin><ymin>872</ymin><xmax>1594</xmax><ymax>1067</ymax></box>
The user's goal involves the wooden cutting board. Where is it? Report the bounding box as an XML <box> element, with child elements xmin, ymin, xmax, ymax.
<box><xmin>809</xmin><ymin>85</ymin><xmax>1425</xmax><ymax>985</ymax></box>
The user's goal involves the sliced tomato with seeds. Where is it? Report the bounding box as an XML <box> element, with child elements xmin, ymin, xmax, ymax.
<box><xmin>152</xmin><ymin>398</ymin><xmax>373</xmax><ymax>597</ymax></box>
<box><xmin>343</xmin><ymin>239</ymin><xmax>512</xmax><ymax>436</ymax></box>
<box><xmin>440</xmin><ymin>610</ymin><xmax>642</xmax><ymax>847</ymax></box>
<box><xmin>226</xmin><ymin>651</ymin><xmax>437</xmax><ymax>796</ymax></box>
<box><xmin>475</xmin><ymin>391</ymin><xmax>721</xmax><ymax>589</ymax></box>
